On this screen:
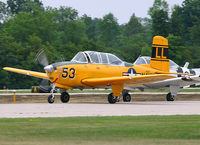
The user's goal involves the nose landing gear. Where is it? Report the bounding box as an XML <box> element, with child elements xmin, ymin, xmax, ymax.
<box><xmin>48</xmin><ymin>94</ymin><xmax>54</xmax><ymax>103</ymax></box>
<box><xmin>47</xmin><ymin>85</ymin><xmax>71</xmax><ymax>104</ymax></box>
<box><xmin>48</xmin><ymin>83</ymin><xmax>55</xmax><ymax>104</ymax></box>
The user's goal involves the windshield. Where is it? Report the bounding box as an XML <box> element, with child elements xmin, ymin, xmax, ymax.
<box><xmin>71</xmin><ymin>52</ymin><xmax>88</xmax><ymax>63</ymax></box>
<box><xmin>87</xmin><ymin>51</ymin><xmax>100</xmax><ymax>63</ymax></box>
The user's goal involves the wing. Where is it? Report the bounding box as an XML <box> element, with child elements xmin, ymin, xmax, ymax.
<box><xmin>3</xmin><ymin>67</ymin><xmax>48</xmax><ymax>79</ymax></box>
<box><xmin>82</xmin><ymin>74</ymin><xmax>175</xmax><ymax>87</ymax></box>
<box><xmin>143</xmin><ymin>75</ymin><xmax>200</xmax><ymax>88</ymax></box>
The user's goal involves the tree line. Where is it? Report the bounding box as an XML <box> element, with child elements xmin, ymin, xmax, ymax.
<box><xmin>0</xmin><ymin>0</ymin><xmax>199</xmax><ymax>89</ymax></box>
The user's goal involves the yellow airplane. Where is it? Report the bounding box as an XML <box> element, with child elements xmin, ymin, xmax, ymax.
<box><xmin>3</xmin><ymin>36</ymin><xmax>193</xmax><ymax>104</ymax></box>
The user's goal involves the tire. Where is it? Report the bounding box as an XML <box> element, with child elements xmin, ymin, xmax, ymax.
<box><xmin>166</xmin><ymin>92</ymin><xmax>174</xmax><ymax>101</ymax></box>
<box><xmin>48</xmin><ymin>95</ymin><xmax>54</xmax><ymax>104</ymax></box>
<box><xmin>108</xmin><ymin>93</ymin><xmax>117</xmax><ymax>104</ymax></box>
<box><xmin>123</xmin><ymin>93</ymin><xmax>131</xmax><ymax>102</ymax></box>
<box><xmin>60</xmin><ymin>92</ymin><xmax>70</xmax><ymax>103</ymax></box>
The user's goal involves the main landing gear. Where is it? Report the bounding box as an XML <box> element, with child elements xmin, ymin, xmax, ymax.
<box><xmin>166</xmin><ymin>92</ymin><xmax>174</xmax><ymax>101</ymax></box>
<box><xmin>60</xmin><ymin>92</ymin><xmax>70</xmax><ymax>103</ymax></box>
<box><xmin>47</xmin><ymin>85</ymin><xmax>70</xmax><ymax>104</ymax></box>
<box><xmin>108</xmin><ymin>93</ymin><xmax>120</xmax><ymax>104</ymax></box>
<box><xmin>107</xmin><ymin>91</ymin><xmax>131</xmax><ymax>104</ymax></box>
<box><xmin>166</xmin><ymin>86</ymin><xmax>179</xmax><ymax>102</ymax></box>
<box><xmin>123</xmin><ymin>92</ymin><xmax>131</xmax><ymax>102</ymax></box>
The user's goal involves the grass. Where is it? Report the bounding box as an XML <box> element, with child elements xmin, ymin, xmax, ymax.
<box><xmin>0</xmin><ymin>115</ymin><xmax>200</xmax><ymax>145</ymax></box>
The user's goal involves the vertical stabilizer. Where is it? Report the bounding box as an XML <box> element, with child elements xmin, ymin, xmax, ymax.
<box><xmin>150</xmin><ymin>36</ymin><xmax>169</xmax><ymax>72</ymax></box>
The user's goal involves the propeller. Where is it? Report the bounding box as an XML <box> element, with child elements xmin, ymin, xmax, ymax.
<box><xmin>39</xmin><ymin>79</ymin><xmax>51</xmax><ymax>93</ymax></box>
<box><xmin>35</xmin><ymin>49</ymin><xmax>54</xmax><ymax>73</ymax></box>
<box><xmin>35</xmin><ymin>49</ymin><xmax>52</xmax><ymax>93</ymax></box>
<box><xmin>35</xmin><ymin>49</ymin><xmax>49</xmax><ymax>67</ymax></box>
<box><xmin>34</xmin><ymin>49</ymin><xmax>63</xmax><ymax>93</ymax></box>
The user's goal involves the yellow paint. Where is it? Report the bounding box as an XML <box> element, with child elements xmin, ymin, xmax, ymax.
<box><xmin>153</xmin><ymin>36</ymin><xmax>168</xmax><ymax>46</ymax></box>
<box><xmin>150</xmin><ymin>36</ymin><xmax>169</xmax><ymax>72</ymax></box>
<box><xmin>112</xmin><ymin>85</ymin><xmax>124</xmax><ymax>96</ymax></box>
<box><xmin>13</xmin><ymin>91</ymin><xmax>16</xmax><ymax>104</ymax></box>
<box><xmin>3</xmin><ymin>67</ymin><xmax>48</xmax><ymax>79</ymax></box>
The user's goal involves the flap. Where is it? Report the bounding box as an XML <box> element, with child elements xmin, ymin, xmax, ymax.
<box><xmin>82</xmin><ymin>74</ymin><xmax>175</xmax><ymax>87</ymax></box>
<box><xmin>3</xmin><ymin>67</ymin><xmax>48</xmax><ymax>79</ymax></box>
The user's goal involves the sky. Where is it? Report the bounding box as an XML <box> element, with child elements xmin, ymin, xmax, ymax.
<box><xmin>1</xmin><ymin>0</ymin><xmax>184</xmax><ymax>24</ymax></box>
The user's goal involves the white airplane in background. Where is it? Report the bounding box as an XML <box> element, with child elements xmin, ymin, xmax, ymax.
<box><xmin>122</xmin><ymin>56</ymin><xmax>200</xmax><ymax>102</ymax></box>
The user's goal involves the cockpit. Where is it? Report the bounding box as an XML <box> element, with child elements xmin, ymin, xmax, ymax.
<box><xmin>133</xmin><ymin>56</ymin><xmax>179</xmax><ymax>69</ymax></box>
<box><xmin>71</xmin><ymin>51</ymin><xmax>133</xmax><ymax>67</ymax></box>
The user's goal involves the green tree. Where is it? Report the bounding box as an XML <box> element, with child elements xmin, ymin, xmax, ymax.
<box><xmin>189</xmin><ymin>19</ymin><xmax>200</xmax><ymax>45</ymax></box>
<box><xmin>124</xmin><ymin>13</ymin><xmax>144</xmax><ymax>36</ymax></box>
<box><xmin>3</xmin><ymin>5</ymin><xmax>56</xmax><ymax>44</ymax></box>
<box><xmin>81</xmin><ymin>15</ymin><xmax>99</xmax><ymax>41</ymax></box>
<box><xmin>7</xmin><ymin>0</ymin><xmax>42</xmax><ymax>14</ymax></box>
<box><xmin>148</xmin><ymin>0</ymin><xmax>169</xmax><ymax>37</ymax></box>
<box><xmin>119</xmin><ymin>34</ymin><xmax>148</xmax><ymax>62</ymax></box>
<box><xmin>167</xmin><ymin>34</ymin><xmax>189</xmax><ymax>66</ymax></box>
<box><xmin>170</xmin><ymin>5</ymin><xmax>184</xmax><ymax>36</ymax></box>
<box><xmin>0</xmin><ymin>1</ymin><xmax>10</xmax><ymax>23</ymax></box>
<box><xmin>98</xmin><ymin>13</ymin><xmax>120</xmax><ymax>47</ymax></box>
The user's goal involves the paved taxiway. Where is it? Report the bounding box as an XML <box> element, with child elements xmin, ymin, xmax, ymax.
<box><xmin>0</xmin><ymin>101</ymin><xmax>200</xmax><ymax>118</ymax></box>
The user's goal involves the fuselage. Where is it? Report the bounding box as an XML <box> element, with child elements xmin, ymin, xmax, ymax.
<box><xmin>46</xmin><ymin>62</ymin><xmax>164</xmax><ymax>90</ymax></box>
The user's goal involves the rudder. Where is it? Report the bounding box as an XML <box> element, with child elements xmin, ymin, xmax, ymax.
<box><xmin>150</xmin><ymin>36</ymin><xmax>169</xmax><ymax>72</ymax></box>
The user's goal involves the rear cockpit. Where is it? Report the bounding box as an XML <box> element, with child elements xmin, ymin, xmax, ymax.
<box><xmin>71</xmin><ymin>51</ymin><xmax>133</xmax><ymax>67</ymax></box>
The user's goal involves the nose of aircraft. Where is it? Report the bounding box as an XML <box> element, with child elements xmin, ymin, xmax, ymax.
<box><xmin>44</xmin><ymin>65</ymin><xmax>53</xmax><ymax>73</ymax></box>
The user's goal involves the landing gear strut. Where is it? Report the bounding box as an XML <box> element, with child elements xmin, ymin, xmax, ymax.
<box><xmin>166</xmin><ymin>92</ymin><xmax>174</xmax><ymax>101</ymax></box>
<box><xmin>60</xmin><ymin>92</ymin><xmax>70</xmax><ymax>103</ymax></box>
<box><xmin>108</xmin><ymin>93</ymin><xmax>120</xmax><ymax>104</ymax></box>
<box><xmin>48</xmin><ymin>83</ymin><xmax>55</xmax><ymax>104</ymax></box>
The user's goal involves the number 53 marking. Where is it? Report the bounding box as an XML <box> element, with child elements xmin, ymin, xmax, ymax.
<box><xmin>62</xmin><ymin>68</ymin><xmax>76</xmax><ymax>79</ymax></box>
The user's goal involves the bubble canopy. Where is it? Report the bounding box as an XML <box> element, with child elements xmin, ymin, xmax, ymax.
<box><xmin>71</xmin><ymin>51</ymin><xmax>133</xmax><ymax>66</ymax></box>
<box><xmin>133</xmin><ymin>56</ymin><xmax>179</xmax><ymax>68</ymax></box>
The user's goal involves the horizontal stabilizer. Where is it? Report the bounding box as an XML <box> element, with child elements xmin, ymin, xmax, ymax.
<box><xmin>3</xmin><ymin>67</ymin><xmax>48</xmax><ymax>79</ymax></box>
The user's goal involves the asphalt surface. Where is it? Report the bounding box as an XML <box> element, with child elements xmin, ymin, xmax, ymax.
<box><xmin>0</xmin><ymin>101</ymin><xmax>200</xmax><ymax>118</ymax></box>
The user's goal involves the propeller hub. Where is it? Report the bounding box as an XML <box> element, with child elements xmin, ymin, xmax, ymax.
<box><xmin>44</xmin><ymin>65</ymin><xmax>53</xmax><ymax>73</ymax></box>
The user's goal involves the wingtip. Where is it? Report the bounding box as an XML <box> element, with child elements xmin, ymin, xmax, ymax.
<box><xmin>3</xmin><ymin>67</ymin><xmax>14</xmax><ymax>71</ymax></box>
<box><xmin>3</xmin><ymin>67</ymin><xmax>8</xmax><ymax>70</ymax></box>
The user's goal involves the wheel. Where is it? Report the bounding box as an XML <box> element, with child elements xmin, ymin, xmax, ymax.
<box><xmin>60</xmin><ymin>92</ymin><xmax>70</xmax><ymax>103</ymax></box>
<box><xmin>166</xmin><ymin>92</ymin><xmax>174</xmax><ymax>101</ymax></box>
<box><xmin>108</xmin><ymin>93</ymin><xmax>117</xmax><ymax>104</ymax></box>
<box><xmin>48</xmin><ymin>95</ymin><xmax>54</xmax><ymax>104</ymax></box>
<box><xmin>123</xmin><ymin>93</ymin><xmax>131</xmax><ymax>102</ymax></box>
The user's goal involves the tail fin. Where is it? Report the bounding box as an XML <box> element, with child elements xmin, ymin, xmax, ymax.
<box><xmin>150</xmin><ymin>36</ymin><xmax>169</xmax><ymax>72</ymax></box>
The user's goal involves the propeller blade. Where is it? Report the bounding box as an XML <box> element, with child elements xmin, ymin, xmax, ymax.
<box><xmin>35</xmin><ymin>49</ymin><xmax>49</xmax><ymax>67</ymax></box>
<box><xmin>39</xmin><ymin>79</ymin><xmax>51</xmax><ymax>93</ymax></box>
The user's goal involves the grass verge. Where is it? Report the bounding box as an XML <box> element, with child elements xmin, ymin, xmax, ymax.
<box><xmin>0</xmin><ymin>115</ymin><xmax>200</xmax><ymax>145</ymax></box>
